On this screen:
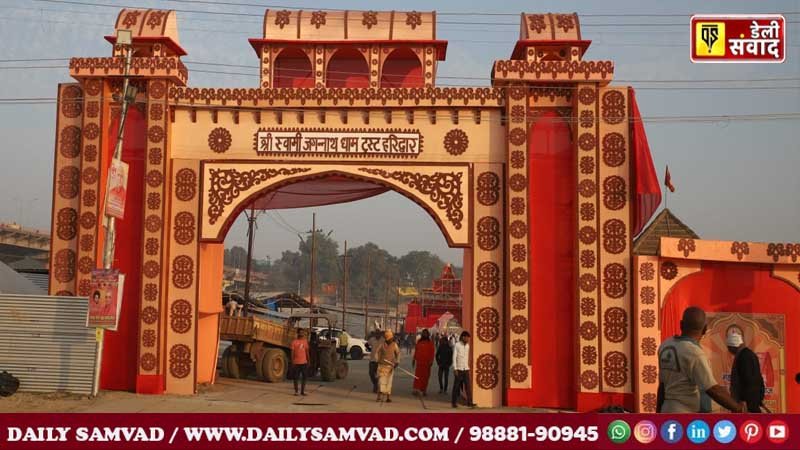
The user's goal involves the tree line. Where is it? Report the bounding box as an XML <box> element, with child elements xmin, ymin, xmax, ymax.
<box><xmin>224</xmin><ymin>230</ymin><xmax>461</xmax><ymax>304</ymax></box>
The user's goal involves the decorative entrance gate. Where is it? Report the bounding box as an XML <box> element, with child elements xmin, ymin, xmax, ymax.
<box><xmin>48</xmin><ymin>8</ymin><xmax>662</xmax><ymax>410</ymax></box>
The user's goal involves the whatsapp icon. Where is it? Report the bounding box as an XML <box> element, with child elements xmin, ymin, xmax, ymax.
<box><xmin>607</xmin><ymin>420</ymin><xmax>632</xmax><ymax>444</ymax></box>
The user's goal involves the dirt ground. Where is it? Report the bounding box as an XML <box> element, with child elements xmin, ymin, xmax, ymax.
<box><xmin>0</xmin><ymin>357</ymin><xmax>540</xmax><ymax>413</ymax></box>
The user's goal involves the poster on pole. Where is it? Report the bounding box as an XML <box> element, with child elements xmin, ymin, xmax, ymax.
<box><xmin>106</xmin><ymin>159</ymin><xmax>129</xmax><ymax>219</ymax></box>
<box><xmin>702</xmin><ymin>312</ymin><xmax>786</xmax><ymax>413</ymax></box>
<box><xmin>87</xmin><ymin>269</ymin><xmax>125</xmax><ymax>330</ymax></box>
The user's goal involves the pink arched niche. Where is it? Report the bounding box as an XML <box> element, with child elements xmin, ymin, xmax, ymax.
<box><xmin>381</xmin><ymin>48</ymin><xmax>423</xmax><ymax>87</ymax></box>
<box><xmin>273</xmin><ymin>48</ymin><xmax>313</xmax><ymax>88</ymax></box>
<box><xmin>525</xmin><ymin>109</ymin><xmax>576</xmax><ymax>409</ymax></box>
<box><xmin>661</xmin><ymin>261</ymin><xmax>800</xmax><ymax>412</ymax></box>
<box><xmin>326</xmin><ymin>48</ymin><xmax>369</xmax><ymax>88</ymax></box>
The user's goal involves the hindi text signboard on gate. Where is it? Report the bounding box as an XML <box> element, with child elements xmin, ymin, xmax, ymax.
<box><xmin>254</xmin><ymin>128</ymin><xmax>423</xmax><ymax>158</ymax></box>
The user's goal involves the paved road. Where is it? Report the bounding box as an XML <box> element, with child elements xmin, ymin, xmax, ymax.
<box><xmin>1</xmin><ymin>353</ymin><xmax>534</xmax><ymax>413</ymax></box>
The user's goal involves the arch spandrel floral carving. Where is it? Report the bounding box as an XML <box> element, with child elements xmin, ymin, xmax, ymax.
<box><xmin>200</xmin><ymin>163</ymin><xmax>470</xmax><ymax>247</ymax></box>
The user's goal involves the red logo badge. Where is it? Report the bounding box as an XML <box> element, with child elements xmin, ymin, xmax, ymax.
<box><xmin>690</xmin><ymin>15</ymin><xmax>785</xmax><ymax>63</ymax></box>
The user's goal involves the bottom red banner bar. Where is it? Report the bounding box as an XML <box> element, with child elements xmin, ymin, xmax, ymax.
<box><xmin>0</xmin><ymin>414</ymin><xmax>795</xmax><ymax>449</ymax></box>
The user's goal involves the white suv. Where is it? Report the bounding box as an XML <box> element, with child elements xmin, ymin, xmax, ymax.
<box><xmin>312</xmin><ymin>327</ymin><xmax>369</xmax><ymax>360</ymax></box>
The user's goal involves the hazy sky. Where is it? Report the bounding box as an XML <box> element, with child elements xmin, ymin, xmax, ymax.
<box><xmin>0</xmin><ymin>0</ymin><xmax>797</xmax><ymax>265</ymax></box>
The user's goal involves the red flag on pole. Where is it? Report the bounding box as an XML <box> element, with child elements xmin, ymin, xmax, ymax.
<box><xmin>665</xmin><ymin>165</ymin><xmax>675</xmax><ymax>193</ymax></box>
<box><xmin>629</xmin><ymin>89</ymin><xmax>662</xmax><ymax>236</ymax></box>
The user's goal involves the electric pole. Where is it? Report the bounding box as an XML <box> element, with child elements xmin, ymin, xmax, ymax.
<box><xmin>244</xmin><ymin>206</ymin><xmax>258</xmax><ymax>303</ymax></box>
<box><xmin>102</xmin><ymin>30</ymin><xmax>136</xmax><ymax>269</ymax></box>
<box><xmin>363</xmin><ymin>252</ymin><xmax>371</xmax><ymax>337</ymax></box>
<box><xmin>309</xmin><ymin>212</ymin><xmax>316</xmax><ymax>310</ymax></box>
<box><xmin>395</xmin><ymin>272</ymin><xmax>401</xmax><ymax>334</ymax></box>
<box><xmin>340</xmin><ymin>240</ymin><xmax>350</xmax><ymax>333</ymax></box>
<box><xmin>384</xmin><ymin>275</ymin><xmax>390</xmax><ymax>331</ymax></box>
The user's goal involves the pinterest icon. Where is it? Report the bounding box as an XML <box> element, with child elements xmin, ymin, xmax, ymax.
<box><xmin>740</xmin><ymin>420</ymin><xmax>763</xmax><ymax>444</ymax></box>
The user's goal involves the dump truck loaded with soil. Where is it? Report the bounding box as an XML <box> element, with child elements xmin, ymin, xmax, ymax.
<box><xmin>219</xmin><ymin>309</ymin><xmax>348</xmax><ymax>382</ymax></box>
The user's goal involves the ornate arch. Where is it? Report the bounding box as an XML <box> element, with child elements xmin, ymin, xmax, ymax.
<box><xmin>199</xmin><ymin>162</ymin><xmax>471</xmax><ymax>247</ymax></box>
<box><xmin>381</xmin><ymin>47</ymin><xmax>424</xmax><ymax>87</ymax></box>
<box><xmin>273</xmin><ymin>47</ymin><xmax>314</xmax><ymax>88</ymax></box>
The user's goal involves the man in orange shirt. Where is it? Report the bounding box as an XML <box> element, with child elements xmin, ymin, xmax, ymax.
<box><xmin>290</xmin><ymin>329</ymin><xmax>310</xmax><ymax>396</ymax></box>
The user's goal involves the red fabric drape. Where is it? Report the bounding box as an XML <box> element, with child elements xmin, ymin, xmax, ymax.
<box><xmin>528</xmin><ymin>111</ymin><xmax>575</xmax><ymax>409</ymax></box>
<box><xmin>629</xmin><ymin>88</ymin><xmax>662</xmax><ymax>236</ymax></box>
<box><xmin>100</xmin><ymin>106</ymin><xmax>146</xmax><ymax>391</ymax></box>
<box><xmin>249</xmin><ymin>176</ymin><xmax>388</xmax><ymax>210</ymax></box>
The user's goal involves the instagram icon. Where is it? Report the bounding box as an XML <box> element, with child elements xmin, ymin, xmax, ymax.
<box><xmin>634</xmin><ymin>420</ymin><xmax>658</xmax><ymax>444</ymax></box>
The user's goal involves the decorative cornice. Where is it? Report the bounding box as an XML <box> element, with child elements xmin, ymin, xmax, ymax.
<box><xmin>168</xmin><ymin>86</ymin><xmax>504</xmax><ymax>108</ymax></box>
<box><xmin>492</xmin><ymin>60</ymin><xmax>613</xmax><ymax>84</ymax></box>
<box><xmin>661</xmin><ymin>237</ymin><xmax>800</xmax><ymax>265</ymax></box>
<box><xmin>70</xmin><ymin>57</ymin><xmax>188</xmax><ymax>85</ymax></box>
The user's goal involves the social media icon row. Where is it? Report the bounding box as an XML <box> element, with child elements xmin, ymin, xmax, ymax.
<box><xmin>608</xmin><ymin>419</ymin><xmax>789</xmax><ymax>445</ymax></box>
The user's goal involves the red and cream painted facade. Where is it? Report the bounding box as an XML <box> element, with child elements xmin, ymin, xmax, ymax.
<box><xmin>634</xmin><ymin>238</ymin><xmax>800</xmax><ymax>413</ymax></box>
<box><xmin>47</xmin><ymin>8</ymin><xmax>800</xmax><ymax>411</ymax></box>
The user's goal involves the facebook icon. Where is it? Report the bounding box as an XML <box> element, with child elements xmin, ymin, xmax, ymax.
<box><xmin>660</xmin><ymin>420</ymin><xmax>683</xmax><ymax>444</ymax></box>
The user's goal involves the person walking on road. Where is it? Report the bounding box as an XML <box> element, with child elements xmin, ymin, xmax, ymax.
<box><xmin>376</xmin><ymin>330</ymin><xmax>400</xmax><ymax>403</ymax></box>
<box><xmin>727</xmin><ymin>331</ymin><xmax>766</xmax><ymax>412</ymax></box>
<box><xmin>412</xmin><ymin>329</ymin><xmax>435</xmax><ymax>396</ymax></box>
<box><xmin>451</xmin><ymin>331</ymin><xmax>475</xmax><ymax>408</ymax></box>
<box><xmin>290</xmin><ymin>328</ymin><xmax>310</xmax><ymax>396</ymax></box>
<box><xmin>338</xmin><ymin>329</ymin><xmax>350</xmax><ymax>360</ymax></box>
<box><xmin>367</xmin><ymin>330</ymin><xmax>383</xmax><ymax>393</ymax></box>
<box><xmin>435</xmin><ymin>335</ymin><xmax>453</xmax><ymax>394</ymax></box>
<box><xmin>656</xmin><ymin>306</ymin><xmax>746</xmax><ymax>413</ymax></box>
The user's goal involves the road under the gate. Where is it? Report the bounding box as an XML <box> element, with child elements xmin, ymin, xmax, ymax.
<box><xmin>0</xmin><ymin>356</ymin><xmax>545</xmax><ymax>413</ymax></box>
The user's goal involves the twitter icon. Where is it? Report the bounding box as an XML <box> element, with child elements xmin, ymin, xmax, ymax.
<box><xmin>713</xmin><ymin>420</ymin><xmax>737</xmax><ymax>444</ymax></box>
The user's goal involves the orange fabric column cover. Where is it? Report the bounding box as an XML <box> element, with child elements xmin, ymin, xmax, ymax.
<box><xmin>528</xmin><ymin>110</ymin><xmax>576</xmax><ymax>409</ymax></box>
<box><xmin>197</xmin><ymin>243</ymin><xmax>224</xmax><ymax>384</ymax></box>
<box><xmin>661</xmin><ymin>262</ymin><xmax>800</xmax><ymax>412</ymax></box>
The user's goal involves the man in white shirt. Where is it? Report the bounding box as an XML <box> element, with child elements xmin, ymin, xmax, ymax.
<box><xmin>657</xmin><ymin>306</ymin><xmax>746</xmax><ymax>413</ymax></box>
<box><xmin>451</xmin><ymin>331</ymin><xmax>475</xmax><ymax>408</ymax></box>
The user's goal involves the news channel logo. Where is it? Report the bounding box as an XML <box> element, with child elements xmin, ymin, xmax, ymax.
<box><xmin>686</xmin><ymin>420</ymin><xmax>710</xmax><ymax>444</ymax></box>
<box><xmin>607</xmin><ymin>420</ymin><xmax>631</xmax><ymax>444</ymax></box>
<box><xmin>633</xmin><ymin>420</ymin><xmax>657</xmax><ymax>444</ymax></box>
<box><xmin>660</xmin><ymin>420</ymin><xmax>683</xmax><ymax>444</ymax></box>
<box><xmin>713</xmin><ymin>420</ymin><xmax>737</xmax><ymax>444</ymax></box>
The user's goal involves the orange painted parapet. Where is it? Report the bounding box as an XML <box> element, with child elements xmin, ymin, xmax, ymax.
<box><xmin>167</xmin><ymin>86</ymin><xmax>504</xmax><ymax>108</ymax></box>
<box><xmin>106</xmin><ymin>9</ymin><xmax>185</xmax><ymax>57</ymax></box>
<box><xmin>69</xmin><ymin>57</ymin><xmax>188</xmax><ymax>86</ymax></box>
<box><xmin>262</xmin><ymin>10</ymin><xmax>439</xmax><ymax>44</ymax></box>
<box><xmin>69</xmin><ymin>9</ymin><xmax>187</xmax><ymax>85</ymax></box>
<box><xmin>492</xmin><ymin>60</ymin><xmax>614</xmax><ymax>85</ymax></box>
<box><xmin>661</xmin><ymin>237</ymin><xmax>800</xmax><ymax>264</ymax></box>
<box><xmin>494</xmin><ymin>14</ymin><xmax>612</xmax><ymax>85</ymax></box>
<box><xmin>251</xmin><ymin>10</ymin><xmax>446</xmax><ymax>89</ymax></box>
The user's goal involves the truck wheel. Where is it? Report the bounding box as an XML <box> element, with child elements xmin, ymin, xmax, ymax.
<box><xmin>319</xmin><ymin>348</ymin><xmax>336</xmax><ymax>382</ymax></box>
<box><xmin>227</xmin><ymin>350</ymin><xmax>241</xmax><ymax>379</ymax></box>
<box><xmin>261</xmin><ymin>348</ymin><xmax>288</xmax><ymax>383</ymax></box>
<box><xmin>220</xmin><ymin>346</ymin><xmax>232</xmax><ymax>378</ymax></box>
<box><xmin>349</xmin><ymin>346</ymin><xmax>363</xmax><ymax>360</ymax></box>
<box><xmin>335</xmin><ymin>360</ymin><xmax>349</xmax><ymax>379</ymax></box>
